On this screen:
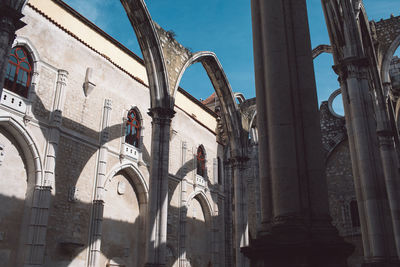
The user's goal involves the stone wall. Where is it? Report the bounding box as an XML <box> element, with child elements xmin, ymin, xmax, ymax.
<box><xmin>320</xmin><ymin>101</ymin><xmax>363</xmax><ymax>267</ymax></box>
<box><xmin>390</xmin><ymin>56</ymin><xmax>400</xmax><ymax>94</ymax></box>
<box><xmin>373</xmin><ymin>14</ymin><xmax>400</xmax><ymax>67</ymax></box>
<box><xmin>155</xmin><ymin>24</ymin><xmax>192</xmax><ymax>95</ymax></box>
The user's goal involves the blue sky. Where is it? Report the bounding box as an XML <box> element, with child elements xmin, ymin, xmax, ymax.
<box><xmin>63</xmin><ymin>0</ymin><xmax>400</xmax><ymax>114</ymax></box>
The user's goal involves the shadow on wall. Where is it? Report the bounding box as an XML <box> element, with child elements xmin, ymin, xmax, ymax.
<box><xmin>0</xmin><ymin>192</ymin><xmax>217</xmax><ymax>267</ymax></box>
<box><xmin>0</xmin><ymin>93</ymin><xmax>224</xmax><ymax>266</ymax></box>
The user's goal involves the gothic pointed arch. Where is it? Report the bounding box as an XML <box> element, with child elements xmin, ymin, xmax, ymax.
<box><xmin>103</xmin><ymin>162</ymin><xmax>149</xmax><ymax>205</ymax></box>
<box><xmin>0</xmin><ymin>116</ymin><xmax>43</xmax><ymax>186</ymax></box>
<box><xmin>101</xmin><ymin>163</ymin><xmax>148</xmax><ymax>267</ymax></box>
<box><xmin>120</xmin><ymin>0</ymin><xmax>172</xmax><ymax>109</ymax></box>
<box><xmin>380</xmin><ymin>32</ymin><xmax>400</xmax><ymax>85</ymax></box>
<box><xmin>173</xmin><ymin>51</ymin><xmax>245</xmax><ymax>158</ymax></box>
<box><xmin>4</xmin><ymin>46</ymin><xmax>33</xmax><ymax>98</ymax></box>
<box><xmin>186</xmin><ymin>190</ymin><xmax>214</xmax><ymax>222</ymax></box>
<box><xmin>0</xmin><ymin>116</ymin><xmax>46</xmax><ymax>265</ymax></box>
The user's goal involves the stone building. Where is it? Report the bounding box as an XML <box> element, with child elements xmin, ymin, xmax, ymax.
<box><xmin>2</xmin><ymin>0</ymin><xmax>400</xmax><ymax>267</ymax></box>
<box><xmin>0</xmin><ymin>1</ymin><xmax>231</xmax><ymax>266</ymax></box>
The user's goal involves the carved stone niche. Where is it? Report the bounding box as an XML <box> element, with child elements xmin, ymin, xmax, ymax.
<box><xmin>0</xmin><ymin>144</ymin><xmax>4</xmax><ymax>166</ymax></box>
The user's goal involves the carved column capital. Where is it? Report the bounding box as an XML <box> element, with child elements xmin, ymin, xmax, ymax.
<box><xmin>57</xmin><ymin>69</ymin><xmax>68</xmax><ymax>85</ymax></box>
<box><xmin>34</xmin><ymin>185</ymin><xmax>52</xmax><ymax>192</ymax></box>
<box><xmin>148</xmin><ymin>107</ymin><xmax>175</xmax><ymax>125</ymax></box>
<box><xmin>333</xmin><ymin>57</ymin><xmax>370</xmax><ymax>82</ymax></box>
<box><xmin>0</xmin><ymin>4</ymin><xmax>25</xmax><ymax>35</ymax></box>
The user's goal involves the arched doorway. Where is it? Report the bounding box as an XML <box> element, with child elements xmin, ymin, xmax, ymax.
<box><xmin>0</xmin><ymin>127</ymin><xmax>29</xmax><ymax>266</ymax></box>
<box><xmin>186</xmin><ymin>195</ymin><xmax>212</xmax><ymax>267</ymax></box>
<box><xmin>0</xmin><ymin>117</ymin><xmax>43</xmax><ymax>267</ymax></box>
<box><xmin>100</xmin><ymin>169</ymin><xmax>147</xmax><ymax>267</ymax></box>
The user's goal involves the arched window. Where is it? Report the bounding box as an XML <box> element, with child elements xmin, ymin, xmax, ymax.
<box><xmin>4</xmin><ymin>46</ymin><xmax>33</xmax><ymax>98</ymax></box>
<box><xmin>196</xmin><ymin>146</ymin><xmax>206</xmax><ymax>177</ymax></box>
<box><xmin>125</xmin><ymin>109</ymin><xmax>141</xmax><ymax>148</ymax></box>
<box><xmin>350</xmin><ymin>200</ymin><xmax>360</xmax><ymax>227</ymax></box>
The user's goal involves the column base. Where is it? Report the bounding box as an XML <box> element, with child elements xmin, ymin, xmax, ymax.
<box><xmin>241</xmin><ymin>226</ymin><xmax>354</xmax><ymax>267</ymax></box>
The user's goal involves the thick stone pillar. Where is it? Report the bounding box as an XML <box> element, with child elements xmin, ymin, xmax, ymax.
<box><xmin>231</xmin><ymin>157</ymin><xmax>249</xmax><ymax>267</ymax></box>
<box><xmin>334</xmin><ymin>59</ymin><xmax>400</xmax><ymax>266</ymax></box>
<box><xmin>87</xmin><ymin>99</ymin><xmax>112</xmax><ymax>267</ymax></box>
<box><xmin>145</xmin><ymin>107</ymin><xmax>175</xmax><ymax>267</ymax></box>
<box><xmin>0</xmin><ymin>3</ymin><xmax>26</xmax><ymax>97</ymax></box>
<box><xmin>244</xmin><ymin>0</ymin><xmax>352</xmax><ymax>266</ymax></box>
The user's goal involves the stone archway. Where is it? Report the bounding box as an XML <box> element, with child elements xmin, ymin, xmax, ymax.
<box><xmin>185</xmin><ymin>191</ymin><xmax>214</xmax><ymax>267</ymax></box>
<box><xmin>172</xmin><ymin>51</ymin><xmax>244</xmax><ymax>157</ymax></box>
<box><xmin>0</xmin><ymin>116</ymin><xmax>46</xmax><ymax>266</ymax></box>
<box><xmin>120</xmin><ymin>0</ymin><xmax>172</xmax><ymax>109</ymax></box>
<box><xmin>375</xmin><ymin>15</ymin><xmax>400</xmax><ymax>85</ymax></box>
<box><xmin>171</xmin><ymin>51</ymin><xmax>248</xmax><ymax>266</ymax></box>
<box><xmin>87</xmin><ymin>163</ymin><xmax>149</xmax><ymax>267</ymax></box>
<box><xmin>100</xmin><ymin>166</ymin><xmax>148</xmax><ymax>267</ymax></box>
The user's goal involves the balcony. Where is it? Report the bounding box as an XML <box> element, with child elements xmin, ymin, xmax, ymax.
<box><xmin>0</xmin><ymin>89</ymin><xmax>27</xmax><ymax>113</ymax></box>
<box><xmin>123</xmin><ymin>143</ymin><xmax>140</xmax><ymax>162</ymax></box>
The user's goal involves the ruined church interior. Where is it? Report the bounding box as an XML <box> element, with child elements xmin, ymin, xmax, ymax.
<box><xmin>1</xmin><ymin>0</ymin><xmax>400</xmax><ymax>266</ymax></box>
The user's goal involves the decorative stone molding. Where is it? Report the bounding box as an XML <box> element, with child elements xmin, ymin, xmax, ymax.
<box><xmin>0</xmin><ymin>143</ymin><xmax>4</xmax><ymax>166</ymax></box>
<box><xmin>83</xmin><ymin>67</ymin><xmax>96</xmax><ymax>97</ymax></box>
<box><xmin>53</xmin><ymin>69</ymin><xmax>68</xmax><ymax>113</ymax></box>
<box><xmin>68</xmin><ymin>186</ymin><xmax>79</xmax><ymax>202</ymax></box>
<box><xmin>0</xmin><ymin>89</ymin><xmax>28</xmax><ymax>113</ymax></box>
<box><xmin>148</xmin><ymin>106</ymin><xmax>175</xmax><ymax>122</ymax></box>
<box><xmin>333</xmin><ymin>57</ymin><xmax>369</xmax><ymax>81</ymax></box>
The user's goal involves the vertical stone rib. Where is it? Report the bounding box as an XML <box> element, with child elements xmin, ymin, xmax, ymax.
<box><xmin>87</xmin><ymin>99</ymin><xmax>112</xmax><ymax>267</ymax></box>
<box><xmin>179</xmin><ymin>141</ymin><xmax>187</xmax><ymax>267</ymax></box>
<box><xmin>250</xmin><ymin>0</ymin><xmax>272</xmax><ymax>230</ymax></box>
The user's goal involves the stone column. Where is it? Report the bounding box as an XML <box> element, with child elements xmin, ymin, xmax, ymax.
<box><xmin>24</xmin><ymin>70</ymin><xmax>68</xmax><ymax>266</ymax></box>
<box><xmin>231</xmin><ymin>157</ymin><xmax>249</xmax><ymax>267</ymax></box>
<box><xmin>374</xmin><ymin>71</ymin><xmax>400</xmax><ymax>260</ymax></box>
<box><xmin>334</xmin><ymin>59</ymin><xmax>400</xmax><ymax>265</ymax></box>
<box><xmin>0</xmin><ymin>3</ymin><xmax>26</xmax><ymax>97</ymax></box>
<box><xmin>223</xmin><ymin>160</ymin><xmax>233</xmax><ymax>267</ymax></box>
<box><xmin>244</xmin><ymin>0</ymin><xmax>352</xmax><ymax>266</ymax></box>
<box><xmin>145</xmin><ymin>107</ymin><xmax>175</xmax><ymax>267</ymax></box>
<box><xmin>87</xmin><ymin>99</ymin><xmax>112</xmax><ymax>267</ymax></box>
